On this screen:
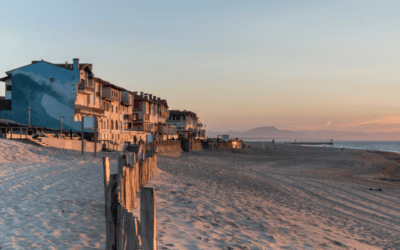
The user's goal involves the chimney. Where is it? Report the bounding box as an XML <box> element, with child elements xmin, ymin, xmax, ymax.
<box><xmin>65</xmin><ymin>61</ymin><xmax>68</xmax><ymax>68</ymax></box>
<box><xmin>140</xmin><ymin>91</ymin><xmax>143</xmax><ymax>97</ymax></box>
<box><xmin>157</xmin><ymin>97</ymin><xmax>161</xmax><ymax>101</ymax></box>
<box><xmin>153</xmin><ymin>95</ymin><xmax>157</xmax><ymax>100</ymax></box>
<box><xmin>149</xmin><ymin>94</ymin><xmax>153</xmax><ymax>100</ymax></box>
<box><xmin>73</xmin><ymin>58</ymin><xmax>79</xmax><ymax>71</ymax></box>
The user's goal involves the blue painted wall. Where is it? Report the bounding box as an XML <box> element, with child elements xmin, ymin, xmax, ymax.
<box><xmin>0</xmin><ymin>61</ymin><xmax>82</xmax><ymax>131</ymax></box>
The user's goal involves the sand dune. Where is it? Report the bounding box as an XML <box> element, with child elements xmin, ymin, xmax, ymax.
<box><xmin>1</xmin><ymin>139</ymin><xmax>399</xmax><ymax>249</ymax></box>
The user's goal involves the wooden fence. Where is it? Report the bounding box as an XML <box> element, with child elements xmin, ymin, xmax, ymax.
<box><xmin>103</xmin><ymin>143</ymin><xmax>158</xmax><ymax>250</ymax></box>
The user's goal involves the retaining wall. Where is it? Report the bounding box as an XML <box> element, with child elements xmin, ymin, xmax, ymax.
<box><xmin>40</xmin><ymin>137</ymin><xmax>103</xmax><ymax>152</ymax></box>
<box><xmin>155</xmin><ymin>141</ymin><xmax>183</xmax><ymax>155</ymax></box>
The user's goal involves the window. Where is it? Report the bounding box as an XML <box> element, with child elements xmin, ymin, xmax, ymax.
<box><xmin>87</xmin><ymin>95</ymin><xmax>90</xmax><ymax>106</ymax></box>
<box><xmin>111</xmin><ymin>120</ymin><xmax>114</xmax><ymax>130</ymax></box>
<box><xmin>111</xmin><ymin>105</ymin><xmax>113</xmax><ymax>113</ymax></box>
<box><xmin>116</xmin><ymin>106</ymin><xmax>118</xmax><ymax>113</ymax></box>
<box><xmin>6</xmin><ymin>85</ymin><xmax>12</xmax><ymax>91</ymax></box>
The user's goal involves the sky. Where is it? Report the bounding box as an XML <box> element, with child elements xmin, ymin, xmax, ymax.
<box><xmin>1</xmin><ymin>0</ymin><xmax>400</xmax><ymax>132</ymax></box>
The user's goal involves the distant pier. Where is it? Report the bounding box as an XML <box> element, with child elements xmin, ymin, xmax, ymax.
<box><xmin>285</xmin><ymin>142</ymin><xmax>333</xmax><ymax>145</ymax></box>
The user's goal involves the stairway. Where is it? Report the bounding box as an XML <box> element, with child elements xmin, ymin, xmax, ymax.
<box><xmin>25</xmin><ymin>137</ymin><xmax>49</xmax><ymax>147</ymax></box>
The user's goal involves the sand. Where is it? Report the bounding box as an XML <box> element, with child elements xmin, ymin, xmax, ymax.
<box><xmin>1</xmin><ymin>139</ymin><xmax>400</xmax><ymax>249</ymax></box>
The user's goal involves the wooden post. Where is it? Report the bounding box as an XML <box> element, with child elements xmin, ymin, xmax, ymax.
<box><xmin>132</xmin><ymin>165</ymin><xmax>138</xmax><ymax>209</ymax></box>
<box><xmin>116</xmin><ymin>204</ymin><xmax>125</xmax><ymax>250</ymax></box>
<box><xmin>118</xmin><ymin>156</ymin><xmax>125</xmax><ymax>205</ymax></box>
<box><xmin>126</xmin><ymin>212</ymin><xmax>139</xmax><ymax>249</ymax></box>
<box><xmin>124</xmin><ymin>166</ymin><xmax>130</xmax><ymax>210</ymax></box>
<box><xmin>25</xmin><ymin>127</ymin><xmax>28</xmax><ymax>139</ymax></box>
<box><xmin>105</xmin><ymin>174</ymin><xmax>118</xmax><ymax>250</ymax></box>
<box><xmin>140</xmin><ymin>187</ymin><xmax>157</xmax><ymax>250</ymax></box>
<box><xmin>20</xmin><ymin>128</ymin><xmax>22</xmax><ymax>139</ymax></box>
<box><xmin>10</xmin><ymin>128</ymin><xmax>12</xmax><ymax>139</ymax></box>
<box><xmin>102</xmin><ymin>157</ymin><xmax>110</xmax><ymax>214</ymax></box>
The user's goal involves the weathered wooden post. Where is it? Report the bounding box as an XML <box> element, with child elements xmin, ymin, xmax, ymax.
<box><xmin>105</xmin><ymin>174</ymin><xmax>118</xmax><ymax>250</ymax></box>
<box><xmin>118</xmin><ymin>156</ymin><xmax>125</xmax><ymax>206</ymax></box>
<box><xmin>125</xmin><ymin>210</ymin><xmax>139</xmax><ymax>249</ymax></box>
<box><xmin>102</xmin><ymin>157</ymin><xmax>110</xmax><ymax>213</ymax></box>
<box><xmin>10</xmin><ymin>127</ymin><xmax>12</xmax><ymax>139</ymax></box>
<box><xmin>141</xmin><ymin>187</ymin><xmax>157</xmax><ymax>250</ymax></box>
<box><xmin>20</xmin><ymin>127</ymin><xmax>22</xmax><ymax>139</ymax></box>
<box><xmin>124</xmin><ymin>165</ymin><xmax>130</xmax><ymax>210</ymax></box>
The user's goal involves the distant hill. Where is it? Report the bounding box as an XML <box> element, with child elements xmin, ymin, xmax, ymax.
<box><xmin>209</xmin><ymin>126</ymin><xmax>400</xmax><ymax>141</ymax></box>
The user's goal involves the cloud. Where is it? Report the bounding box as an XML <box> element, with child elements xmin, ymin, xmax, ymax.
<box><xmin>325</xmin><ymin>121</ymin><xmax>331</xmax><ymax>127</ymax></box>
<box><xmin>360</xmin><ymin>116</ymin><xmax>400</xmax><ymax>125</ymax></box>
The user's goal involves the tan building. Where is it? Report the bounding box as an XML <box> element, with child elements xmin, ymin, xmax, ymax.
<box><xmin>167</xmin><ymin>110</ymin><xmax>206</xmax><ymax>139</ymax></box>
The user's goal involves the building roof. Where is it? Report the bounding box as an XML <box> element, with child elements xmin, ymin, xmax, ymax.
<box><xmin>158</xmin><ymin>99</ymin><xmax>169</xmax><ymax>108</ymax></box>
<box><xmin>169</xmin><ymin>110</ymin><xmax>197</xmax><ymax>117</ymax></box>
<box><xmin>32</xmin><ymin>61</ymin><xmax>93</xmax><ymax>71</ymax></box>
<box><xmin>4</xmin><ymin>59</ymin><xmax>92</xmax><ymax>74</ymax></box>
<box><xmin>94</xmin><ymin>77</ymin><xmax>128</xmax><ymax>91</ymax></box>
<box><xmin>134</xmin><ymin>95</ymin><xmax>154</xmax><ymax>103</ymax></box>
<box><xmin>0</xmin><ymin>75</ymin><xmax>11</xmax><ymax>82</ymax></box>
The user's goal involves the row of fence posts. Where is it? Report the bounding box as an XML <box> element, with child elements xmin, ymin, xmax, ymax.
<box><xmin>102</xmin><ymin>143</ymin><xmax>157</xmax><ymax>250</ymax></box>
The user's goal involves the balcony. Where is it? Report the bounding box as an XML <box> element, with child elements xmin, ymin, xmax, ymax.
<box><xmin>74</xmin><ymin>105</ymin><xmax>104</xmax><ymax>116</ymax></box>
<box><xmin>78</xmin><ymin>83</ymin><xmax>94</xmax><ymax>94</ymax></box>
<box><xmin>123</xmin><ymin>114</ymin><xmax>138</xmax><ymax>121</ymax></box>
<box><xmin>160</xmin><ymin>111</ymin><xmax>169</xmax><ymax>117</ymax></box>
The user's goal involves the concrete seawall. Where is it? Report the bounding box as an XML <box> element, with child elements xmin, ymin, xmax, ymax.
<box><xmin>40</xmin><ymin>137</ymin><xmax>103</xmax><ymax>152</ymax></box>
<box><xmin>156</xmin><ymin>142</ymin><xmax>183</xmax><ymax>155</ymax></box>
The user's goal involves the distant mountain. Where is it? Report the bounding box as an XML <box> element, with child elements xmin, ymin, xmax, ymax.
<box><xmin>209</xmin><ymin>126</ymin><xmax>400</xmax><ymax>141</ymax></box>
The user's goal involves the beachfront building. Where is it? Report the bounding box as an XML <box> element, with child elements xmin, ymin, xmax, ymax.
<box><xmin>131</xmin><ymin>92</ymin><xmax>178</xmax><ymax>140</ymax></box>
<box><xmin>167</xmin><ymin>110</ymin><xmax>206</xmax><ymax>139</ymax></box>
<box><xmin>0</xmin><ymin>58</ymin><xmax>175</xmax><ymax>144</ymax></box>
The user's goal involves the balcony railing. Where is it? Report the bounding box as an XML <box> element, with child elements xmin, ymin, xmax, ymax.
<box><xmin>74</xmin><ymin>105</ymin><xmax>104</xmax><ymax>116</ymax></box>
<box><xmin>160</xmin><ymin>111</ymin><xmax>168</xmax><ymax>117</ymax></box>
<box><xmin>144</xmin><ymin>114</ymin><xmax>149</xmax><ymax>121</ymax></box>
<box><xmin>78</xmin><ymin>83</ymin><xmax>94</xmax><ymax>94</ymax></box>
<box><xmin>123</xmin><ymin>114</ymin><xmax>138</xmax><ymax>121</ymax></box>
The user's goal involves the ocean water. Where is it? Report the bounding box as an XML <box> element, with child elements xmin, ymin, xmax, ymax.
<box><xmin>242</xmin><ymin>139</ymin><xmax>400</xmax><ymax>154</ymax></box>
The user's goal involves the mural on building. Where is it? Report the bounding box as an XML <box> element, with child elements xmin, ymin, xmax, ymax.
<box><xmin>0</xmin><ymin>61</ymin><xmax>82</xmax><ymax>131</ymax></box>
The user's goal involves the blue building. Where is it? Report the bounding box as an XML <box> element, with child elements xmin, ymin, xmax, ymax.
<box><xmin>0</xmin><ymin>58</ymin><xmax>92</xmax><ymax>131</ymax></box>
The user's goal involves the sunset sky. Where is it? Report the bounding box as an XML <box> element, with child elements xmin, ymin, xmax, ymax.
<box><xmin>1</xmin><ymin>1</ymin><xmax>400</xmax><ymax>132</ymax></box>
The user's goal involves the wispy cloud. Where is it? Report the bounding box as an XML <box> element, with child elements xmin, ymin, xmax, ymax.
<box><xmin>325</xmin><ymin>121</ymin><xmax>331</xmax><ymax>127</ymax></box>
<box><xmin>360</xmin><ymin>116</ymin><xmax>400</xmax><ymax>125</ymax></box>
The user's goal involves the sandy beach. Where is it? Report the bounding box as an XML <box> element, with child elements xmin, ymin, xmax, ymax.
<box><xmin>1</xmin><ymin>139</ymin><xmax>400</xmax><ymax>249</ymax></box>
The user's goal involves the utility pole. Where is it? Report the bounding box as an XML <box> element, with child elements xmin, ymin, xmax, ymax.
<box><xmin>81</xmin><ymin>117</ymin><xmax>84</xmax><ymax>155</ymax></box>
<box><xmin>60</xmin><ymin>110</ymin><xmax>64</xmax><ymax>135</ymax></box>
<box><xmin>28</xmin><ymin>102</ymin><xmax>31</xmax><ymax>127</ymax></box>
<box><xmin>94</xmin><ymin>117</ymin><xmax>97</xmax><ymax>157</ymax></box>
